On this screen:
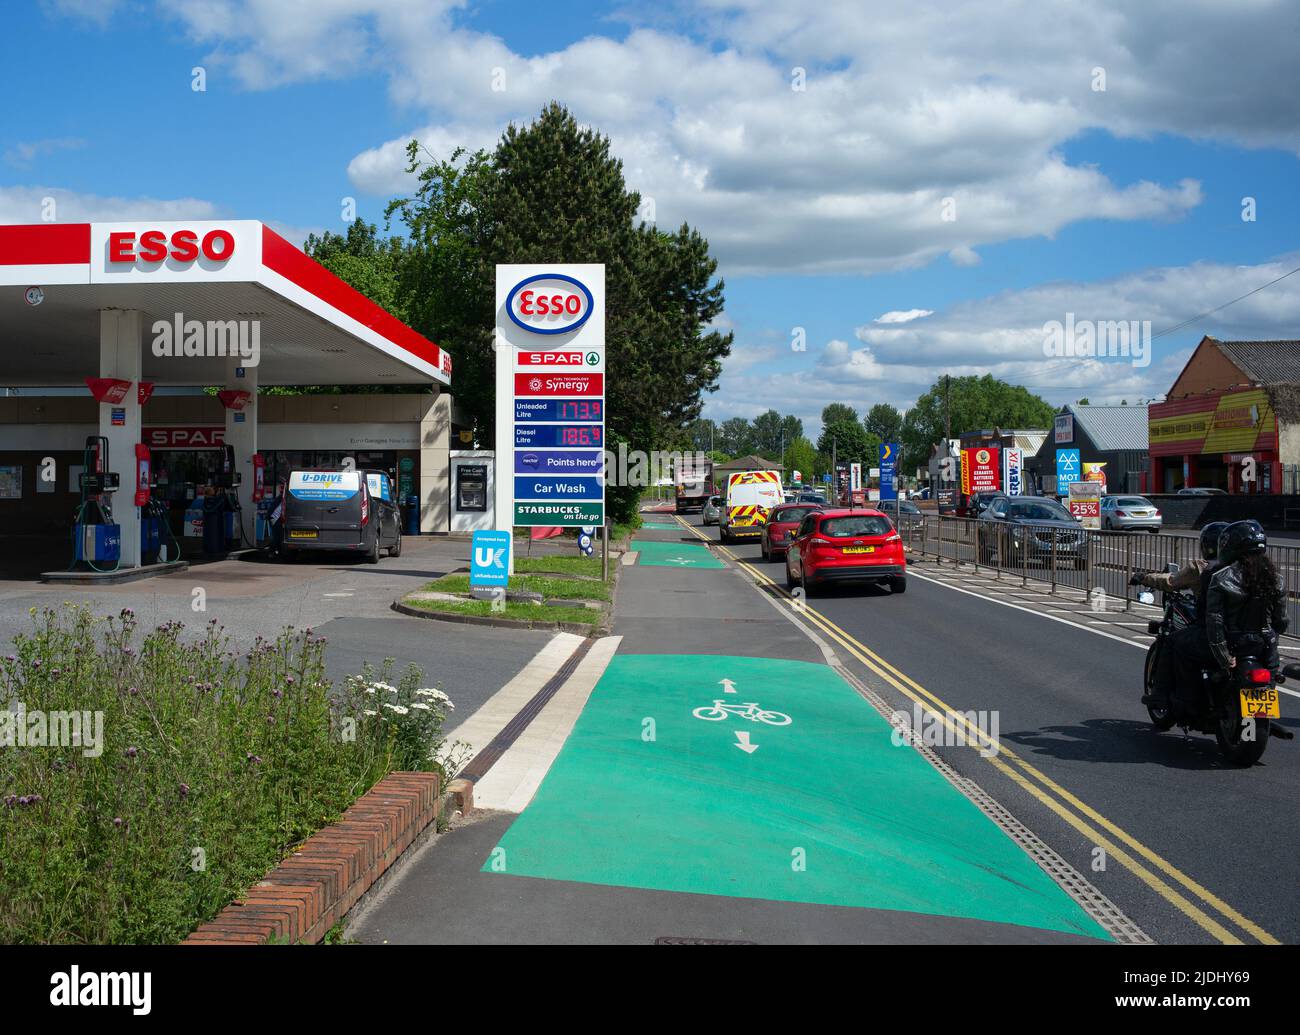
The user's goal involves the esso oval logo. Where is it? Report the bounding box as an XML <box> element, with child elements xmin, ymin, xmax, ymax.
<box><xmin>506</xmin><ymin>274</ymin><xmax>593</xmax><ymax>335</ymax></box>
<box><xmin>107</xmin><ymin>228</ymin><xmax>236</xmax><ymax>266</ymax></box>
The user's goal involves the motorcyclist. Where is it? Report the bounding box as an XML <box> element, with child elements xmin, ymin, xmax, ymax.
<box><xmin>1132</xmin><ymin>521</ymin><xmax>1227</xmax><ymax>707</ymax></box>
<box><xmin>1203</xmin><ymin>520</ymin><xmax>1287</xmax><ymax>682</ymax></box>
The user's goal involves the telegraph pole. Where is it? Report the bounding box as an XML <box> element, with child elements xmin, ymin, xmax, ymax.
<box><xmin>944</xmin><ymin>374</ymin><xmax>951</xmax><ymax>440</ymax></box>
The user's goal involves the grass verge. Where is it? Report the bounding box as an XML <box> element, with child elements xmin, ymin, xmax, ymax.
<box><xmin>403</xmin><ymin>597</ymin><xmax>602</xmax><ymax>627</ymax></box>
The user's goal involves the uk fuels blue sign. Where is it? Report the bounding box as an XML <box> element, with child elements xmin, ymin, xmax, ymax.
<box><xmin>470</xmin><ymin>530</ymin><xmax>511</xmax><ymax>587</ymax></box>
<box><xmin>1056</xmin><ymin>449</ymin><xmax>1081</xmax><ymax>497</ymax></box>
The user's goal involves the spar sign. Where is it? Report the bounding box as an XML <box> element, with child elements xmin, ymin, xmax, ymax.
<box><xmin>495</xmin><ymin>265</ymin><xmax>606</xmax><ymax>536</ymax></box>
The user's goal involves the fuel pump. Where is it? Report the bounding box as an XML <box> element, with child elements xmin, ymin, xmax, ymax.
<box><xmin>72</xmin><ymin>435</ymin><xmax>122</xmax><ymax>570</ymax></box>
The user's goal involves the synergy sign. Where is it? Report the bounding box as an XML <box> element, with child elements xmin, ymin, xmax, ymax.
<box><xmin>496</xmin><ymin>265</ymin><xmax>606</xmax><ymax>534</ymax></box>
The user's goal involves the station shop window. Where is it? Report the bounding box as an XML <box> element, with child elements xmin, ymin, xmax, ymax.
<box><xmin>258</xmin><ymin>450</ymin><xmax>399</xmax><ymax>493</ymax></box>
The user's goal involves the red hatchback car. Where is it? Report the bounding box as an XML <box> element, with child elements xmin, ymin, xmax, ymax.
<box><xmin>785</xmin><ymin>508</ymin><xmax>906</xmax><ymax>595</ymax></box>
<box><xmin>761</xmin><ymin>503</ymin><xmax>822</xmax><ymax>562</ymax></box>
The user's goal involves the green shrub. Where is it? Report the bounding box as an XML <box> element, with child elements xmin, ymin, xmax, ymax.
<box><xmin>0</xmin><ymin>605</ymin><xmax>452</xmax><ymax>944</ymax></box>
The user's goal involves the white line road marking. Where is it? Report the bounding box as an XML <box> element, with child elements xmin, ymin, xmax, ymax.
<box><xmin>719</xmin><ymin>678</ymin><xmax>737</xmax><ymax>694</ymax></box>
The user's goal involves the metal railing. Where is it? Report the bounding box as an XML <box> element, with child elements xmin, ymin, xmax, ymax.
<box><xmin>901</xmin><ymin>515</ymin><xmax>1300</xmax><ymax>639</ymax></box>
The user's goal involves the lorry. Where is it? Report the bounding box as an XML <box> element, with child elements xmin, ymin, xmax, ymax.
<box><xmin>720</xmin><ymin>469</ymin><xmax>783</xmax><ymax>543</ymax></box>
<box><xmin>673</xmin><ymin>454</ymin><xmax>714</xmax><ymax>514</ymax></box>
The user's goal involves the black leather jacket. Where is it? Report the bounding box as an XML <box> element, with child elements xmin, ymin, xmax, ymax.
<box><xmin>1205</xmin><ymin>561</ymin><xmax>1287</xmax><ymax>670</ymax></box>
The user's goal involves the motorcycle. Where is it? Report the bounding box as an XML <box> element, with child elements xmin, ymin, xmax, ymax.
<box><xmin>1139</xmin><ymin>583</ymin><xmax>1294</xmax><ymax>765</ymax></box>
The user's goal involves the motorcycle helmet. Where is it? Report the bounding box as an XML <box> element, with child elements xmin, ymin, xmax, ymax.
<box><xmin>1198</xmin><ymin>520</ymin><xmax>1229</xmax><ymax>561</ymax></box>
<box><xmin>1217</xmin><ymin>519</ymin><xmax>1267</xmax><ymax>564</ymax></box>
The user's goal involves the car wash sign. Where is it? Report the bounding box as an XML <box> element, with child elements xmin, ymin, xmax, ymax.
<box><xmin>496</xmin><ymin>265</ymin><xmax>606</xmax><ymax>527</ymax></box>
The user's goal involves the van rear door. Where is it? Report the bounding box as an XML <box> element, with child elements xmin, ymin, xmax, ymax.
<box><xmin>284</xmin><ymin>471</ymin><xmax>365</xmax><ymax>546</ymax></box>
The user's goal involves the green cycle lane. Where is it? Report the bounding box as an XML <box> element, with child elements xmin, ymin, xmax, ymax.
<box><xmin>632</xmin><ymin>538</ymin><xmax>726</xmax><ymax>569</ymax></box>
<box><xmin>640</xmin><ymin>521</ymin><xmax>683</xmax><ymax>531</ymax></box>
<box><xmin>483</xmin><ymin>653</ymin><xmax>1110</xmax><ymax>940</ymax></box>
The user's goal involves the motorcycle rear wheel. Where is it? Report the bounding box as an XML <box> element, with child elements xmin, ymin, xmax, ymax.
<box><xmin>1214</xmin><ymin>715</ymin><xmax>1269</xmax><ymax>766</ymax></box>
<box><xmin>1144</xmin><ymin>643</ymin><xmax>1176</xmax><ymax>731</ymax></box>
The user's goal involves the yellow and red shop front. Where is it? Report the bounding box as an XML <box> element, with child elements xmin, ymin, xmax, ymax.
<box><xmin>1147</xmin><ymin>387</ymin><xmax>1278</xmax><ymax>493</ymax></box>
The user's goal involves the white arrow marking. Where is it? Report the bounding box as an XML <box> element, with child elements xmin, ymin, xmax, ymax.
<box><xmin>719</xmin><ymin>678</ymin><xmax>737</xmax><ymax>694</ymax></box>
<box><xmin>734</xmin><ymin>731</ymin><xmax>759</xmax><ymax>754</ymax></box>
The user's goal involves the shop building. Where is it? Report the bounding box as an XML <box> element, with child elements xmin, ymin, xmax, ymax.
<box><xmin>1146</xmin><ymin>337</ymin><xmax>1300</xmax><ymax>494</ymax></box>
<box><xmin>1028</xmin><ymin>404</ymin><xmax>1148</xmax><ymax>496</ymax></box>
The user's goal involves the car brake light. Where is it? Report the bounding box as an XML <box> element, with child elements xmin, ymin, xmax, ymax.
<box><xmin>1153</xmin><ymin>510</ymin><xmax>1161</xmax><ymax>517</ymax></box>
<box><xmin>1115</xmin><ymin>510</ymin><xmax>1127</xmax><ymax>517</ymax></box>
<box><xmin>810</xmin><ymin>537</ymin><xmax>831</xmax><ymax>546</ymax></box>
<box><xmin>1246</xmin><ymin>668</ymin><xmax>1271</xmax><ymax>685</ymax></box>
<box><xmin>361</xmin><ymin>494</ymin><xmax>370</xmax><ymax>526</ymax></box>
<box><xmin>884</xmin><ymin>533</ymin><xmax>901</xmax><ymax>543</ymax></box>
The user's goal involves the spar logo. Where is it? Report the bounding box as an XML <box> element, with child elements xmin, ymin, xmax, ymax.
<box><xmin>506</xmin><ymin>274</ymin><xmax>593</xmax><ymax>335</ymax></box>
<box><xmin>518</xmin><ymin>351</ymin><xmax>584</xmax><ymax>365</ymax></box>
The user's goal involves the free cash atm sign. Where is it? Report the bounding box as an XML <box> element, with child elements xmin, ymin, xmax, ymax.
<box><xmin>495</xmin><ymin>265</ymin><xmax>606</xmax><ymax>528</ymax></box>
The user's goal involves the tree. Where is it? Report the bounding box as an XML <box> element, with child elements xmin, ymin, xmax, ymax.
<box><xmin>785</xmin><ymin>436</ymin><xmax>817</xmax><ymax>484</ymax></box>
<box><xmin>684</xmin><ymin>417</ymin><xmax>716</xmax><ymax>453</ymax></box>
<box><xmin>822</xmin><ymin>402</ymin><xmax>859</xmax><ymax>428</ymax></box>
<box><xmin>817</xmin><ymin>419</ymin><xmax>877</xmax><ymax>466</ymax></box>
<box><xmin>717</xmin><ymin>417</ymin><xmax>753</xmax><ymax>456</ymax></box>
<box><xmin>900</xmin><ymin>374</ymin><xmax>1056</xmax><ymax>471</ymax></box>
<box><xmin>864</xmin><ymin>402</ymin><xmax>902</xmax><ymax>444</ymax></box>
<box><xmin>387</xmin><ymin>103</ymin><xmax>732</xmax><ymax>523</ymax></box>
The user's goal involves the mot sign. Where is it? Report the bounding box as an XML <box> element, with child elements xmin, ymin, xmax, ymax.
<box><xmin>495</xmin><ymin>265</ymin><xmax>606</xmax><ymax>531</ymax></box>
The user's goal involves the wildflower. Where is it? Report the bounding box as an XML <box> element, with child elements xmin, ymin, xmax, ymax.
<box><xmin>112</xmin><ymin>817</ymin><xmax>123</xmax><ymax>827</ymax></box>
<box><xmin>125</xmin><ymin>746</ymin><xmax>138</xmax><ymax>758</ymax></box>
<box><xmin>272</xmin><ymin>689</ymin><xmax>282</xmax><ymax>699</ymax></box>
<box><xmin>411</xmin><ymin>702</ymin><xmax>432</xmax><ymax>711</ymax></box>
<box><xmin>382</xmin><ymin>703</ymin><xmax>409</xmax><ymax>715</ymax></box>
<box><xmin>363</xmin><ymin>709</ymin><xmax>377</xmax><ymax>717</ymax></box>
<box><xmin>372</xmin><ymin>682</ymin><xmax>398</xmax><ymax>694</ymax></box>
<box><xmin>2</xmin><ymin>795</ymin><xmax>15</xmax><ymax>809</ymax></box>
<box><xmin>179</xmin><ymin>783</ymin><xmax>190</xmax><ymax>799</ymax></box>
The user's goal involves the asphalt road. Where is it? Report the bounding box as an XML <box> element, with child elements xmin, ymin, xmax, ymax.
<box><xmin>687</xmin><ymin>512</ymin><xmax>1300</xmax><ymax>945</ymax></box>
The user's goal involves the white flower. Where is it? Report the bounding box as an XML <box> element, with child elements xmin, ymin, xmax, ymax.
<box><xmin>382</xmin><ymin>703</ymin><xmax>409</xmax><ymax>715</ymax></box>
<box><xmin>411</xmin><ymin>702</ymin><xmax>432</xmax><ymax>711</ymax></box>
<box><xmin>363</xmin><ymin>687</ymin><xmax>377</xmax><ymax>695</ymax></box>
<box><xmin>371</xmin><ymin>682</ymin><xmax>398</xmax><ymax>694</ymax></box>
<box><xmin>363</xmin><ymin>709</ymin><xmax>377</xmax><ymax>716</ymax></box>
<box><xmin>416</xmin><ymin>688</ymin><xmax>452</xmax><ymax>704</ymax></box>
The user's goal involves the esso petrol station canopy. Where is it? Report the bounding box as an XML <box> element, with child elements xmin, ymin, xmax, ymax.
<box><xmin>0</xmin><ymin>221</ymin><xmax>451</xmax><ymax>387</ymax></box>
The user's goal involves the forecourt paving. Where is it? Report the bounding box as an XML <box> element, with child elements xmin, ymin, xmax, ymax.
<box><xmin>351</xmin><ymin>514</ymin><xmax>1109</xmax><ymax>943</ymax></box>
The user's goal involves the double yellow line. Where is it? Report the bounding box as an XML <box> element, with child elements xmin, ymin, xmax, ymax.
<box><xmin>676</xmin><ymin>516</ymin><xmax>1277</xmax><ymax>945</ymax></box>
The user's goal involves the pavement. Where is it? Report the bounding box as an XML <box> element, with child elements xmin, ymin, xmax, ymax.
<box><xmin>0</xmin><ymin>535</ymin><xmax>557</xmax><ymax>729</ymax></box>
<box><xmin>346</xmin><ymin>511</ymin><xmax>1143</xmax><ymax>945</ymax></box>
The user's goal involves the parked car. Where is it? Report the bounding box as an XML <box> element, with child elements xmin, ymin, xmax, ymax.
<box><xmin>1178</xmin><ymin>486</ymin><xmax>1227</xmax><ymax>496</ymax></box>
<box><xmin>797</xmin><ymin>491</ymin><xmax>825</xmax><ymax>505</ymax></box>
<box><xmin>761</xmin><ymin>503</ymin><xmax>823</xmax><ymax>562</ymax></box>
<box><xmin>702</xmin><ymin>494</ymin><xmax>723</xmax><ymax>526</ymax></box>
<box><xmin>785</xmin><ymin>508</ymin><xmax>906</xmax><ymax>595</ymax></box>
<box><xmin>281</xmin><ymin>468</ymin><xmax>402</xmax><ymax>563</ymax></box>
<box><xmin>783</xmin><ymin>491</ymin><xmax>797</xmax><ymax>503</ymax></box>
<box><xmin>1100</xmin><ymin>494</ymin><xmax>1162</xmax><ymax>532</ymax></box>
<box><xmin>977</xmin><ymin>495</ymin><xmax>1086</xmax><ymax>569</ymax></box>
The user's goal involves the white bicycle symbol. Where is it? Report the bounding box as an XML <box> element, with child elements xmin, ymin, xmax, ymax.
<box><xmin>692</xmin><ymin>700</ymin><xmax>792</xmax><ymax>726</ymax></box>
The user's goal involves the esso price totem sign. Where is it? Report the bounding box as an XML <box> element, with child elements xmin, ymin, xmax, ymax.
<box><xmin>506</xmin><ymin>274</ymin><xmax>594</xmax><ymax>335</ymax></box>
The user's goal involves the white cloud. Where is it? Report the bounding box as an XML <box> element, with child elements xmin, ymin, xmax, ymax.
<box><xmin>0</xmin><ymin>186</ymin><xmax>220</xmax><ymax>224</ymax></box>
<box><xmin>4</xmin><ymin>138</ymin><xmax>86</xmax><ymax>167</ymax></box>
<box><xmin>874</xmin><ymin>309</ymin><xmax>933</xmax><ymax>325</ymax></box>
<box><xmin>145</xmin><ymin>0</ymin><xmax>1299</xmax><ymax>276</ymax></box>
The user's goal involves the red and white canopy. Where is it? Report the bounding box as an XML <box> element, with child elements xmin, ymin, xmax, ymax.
<box><xmin>0</xmin><ymin>221</ymin><xmax>451</xmax><ymax>387</ymax></box>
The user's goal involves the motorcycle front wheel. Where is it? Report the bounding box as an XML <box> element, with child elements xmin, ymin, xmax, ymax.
<box><xmin>1144</xmin><ymin>642</ymin><xmax>1176</xmax><ymax>731</ymax></box>
<box><xmin>1214</xmin><ymin>715</ymin><xmax>1269</xmax><ymax>766</ymax></box>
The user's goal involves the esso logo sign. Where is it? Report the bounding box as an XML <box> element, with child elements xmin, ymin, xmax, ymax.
<box><xmin>507</xmin><ymin>274</ymin><xmax>593</xmax><ymax>335</ymax></box>
<box><xmin>108</xmin><ymin>228</ymin><xmax>236</xmax><ymax>265</ymax></box>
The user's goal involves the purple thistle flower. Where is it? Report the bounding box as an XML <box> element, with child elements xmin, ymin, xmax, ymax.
<box><xmin>125</xmin><ymin>746</ymin><xmax>138</xmax><ymax>758</ymax></box>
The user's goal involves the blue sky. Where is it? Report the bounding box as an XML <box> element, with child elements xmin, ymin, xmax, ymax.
<box><xmin>3</xmin><ymin>0</ymin><xmax>1298</xmax><ymax>438</ymax></box>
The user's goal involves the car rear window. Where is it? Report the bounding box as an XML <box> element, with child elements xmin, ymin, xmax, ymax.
<box><xmin>1007</xmin><ymin>502</ymin><xmax>1071</xmax><ymax>521</ymax></box>
<box><xmin>772</xmin><ymin>506</ymin><xmax>816</xmax><ymax>523</ymax></box>
<box><xmin>820</xmin><ymin>515</ymin><xmax>892</xmax><ymax>537</ymax></box>
<box><xmin>1115</xmin><ymin>497</ymin><xmax>1148</xmax><ymax>507</ymax></box>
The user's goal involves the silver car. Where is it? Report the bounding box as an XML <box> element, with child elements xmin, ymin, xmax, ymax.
<box><xmin>1101</xmin><ymin>494</ymin><xmax>1162</xmax><ymax>532</ymax></box>
<box><xmin>702</xmin><ymin>494</ymin><xmax>723</xmax><ymax>526</ymax></box>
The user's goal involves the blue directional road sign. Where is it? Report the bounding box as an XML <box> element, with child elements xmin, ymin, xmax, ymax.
<box><xmin>470</xmin><ymin>530</ymin><xmax>511</xmax><ymax>587</ymax></box>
